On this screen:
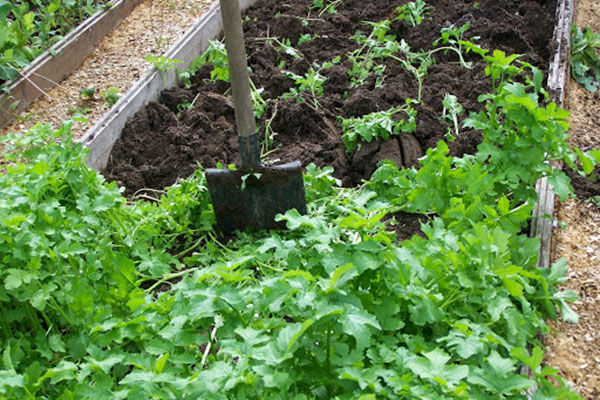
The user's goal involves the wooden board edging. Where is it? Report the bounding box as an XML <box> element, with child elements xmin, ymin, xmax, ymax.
<box><xmin>0</xmin><ymin>0</ymin><xmax>145</xmax><ymax>130</ymax></box>
<box><xmin>530</xmin><ymin>0</ymin><xmax>573</xmax><ymax>270</ymax></box>
<box><xmin>82</xmin><ymin>0</ymin><xmax>257</xmax><ymax>170</ymax></box>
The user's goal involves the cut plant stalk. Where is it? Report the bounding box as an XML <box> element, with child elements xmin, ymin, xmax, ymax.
<box><xmin>206</xmin><ymin>0</ymin><xmax>307</xmax><ymax>233</ymax></box>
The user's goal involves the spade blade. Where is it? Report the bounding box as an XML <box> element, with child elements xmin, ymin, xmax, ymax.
<box><xmin>206</xmin><ymin>161</ymin><xmax>307</xmax><ymax>233</ymax></box>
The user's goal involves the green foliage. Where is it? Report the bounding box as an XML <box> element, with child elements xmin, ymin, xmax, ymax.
<box><xmin>442</xmin><ymin>93</ymin><xmax>464</xmax><ymax>140</ymax></box>
<box><xmin>146</xmin><ymin>54</ymin><xmax>183</xmax><ymax>84</ymax></box>
<box><xmin>349</xmin><ymin>20</ymin><xmax>397</xmax><ymax>88</ymax></box>
<box><xmin>282</xmin><ymin>57</ymin><xmax>341</xmax><ymax>108</ymax></box>
<box><xmin>394</xmin><ymin>0</ymin><xmax>431</xmax><ymax>27</ymax></box>
<box><xmin>101</xmin><ymin>86</ymin><xmax>120</xmax><ymax>107</ymax></box>
<box><xmin>0</xmin><ymin>14</ymin><xmax>587</xmax><ymax>400</ymax></box>
<box><xmin>464</xmin><ymin>50</ymin><xmax>577</xmax><ymax>203</ymax></box>
<box><xmin>310</xmin><ymin>0</ymin><xmax>343</xmax><ymax>15</ymax></box>
<box><xmin>0</xmin><ymin>0</ymin><xmax>107</xmax><ymax>92</ymax></box>
<box><xmin>348</xmin><ymin>20</ymin><xmax>472</xmax><ymax>98</ymax></box>
<box><xmin>340</xmin><ymin>100</ymin><xmax>417</xmax><ymax>153</ymax></box>
<box><xmin>570</xmin><ymin>25</ymin><xmax>600</xmax><ymax>92</ymax></box>
<box><xmin>79</xmin><ymin>87</ymin><xmax>96</xmax><ymax>100</ymax></box>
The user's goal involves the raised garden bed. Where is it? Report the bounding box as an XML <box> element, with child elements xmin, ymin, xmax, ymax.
<box><xmin>0</xmin><ymin>0</ymin><xmax>145</xmax><ymax>130</ymax></box>
<box><xmin>105</xmin><ymin>0</ymin><xmax>559</xmax><ymax>192</ymax></box>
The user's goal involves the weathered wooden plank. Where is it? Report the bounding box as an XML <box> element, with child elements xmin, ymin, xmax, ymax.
<box><xmin>0</xmin><ymin>0</ymin><xmax>145</xmax><ymax>129</ymax></box>
<box><xmin>82</xmin><ymin>0</ymin><xmax>258</xmax><ymax>170</ymax></box>
<box><xmin>530</xmin><ymin>0</ymin><xmax>573</xmax><ymax>271</ymax></box>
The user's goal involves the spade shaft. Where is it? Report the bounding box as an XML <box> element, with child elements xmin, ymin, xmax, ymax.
<box><xmin>219</xmin><ymin>0</ymin><xmax>260</xmax><ymax>166</ymax></box>
<box><xmin>206</xmin><ymin>0</ymin><xmax>307</xmax><ymax>233</ymax></box>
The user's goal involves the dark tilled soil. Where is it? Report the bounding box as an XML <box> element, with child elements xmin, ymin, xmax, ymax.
<box><xmin>566</xmin><ymin>166</ymin><xmax>600</xmax><ymax>199</ymax></box>
<box><xmin>104</xmin><ymin>0</ymin><xmax>558</xmax><ymax>195</ymax></box>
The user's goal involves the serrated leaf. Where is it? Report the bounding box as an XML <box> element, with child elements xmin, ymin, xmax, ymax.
<box><xmin>408</xmin><ymin>348</ymin><xmax>468</xmax><ymax>387</ymax></box>
<box><xmin>341</xmin><ymin>308</ymin><xmax>381</xmax><ymax>350</ymax></box>
<box><xmin>92</xmin><ymin>354</ymin><xmax>125</xmax><ymax>374</ymax></box>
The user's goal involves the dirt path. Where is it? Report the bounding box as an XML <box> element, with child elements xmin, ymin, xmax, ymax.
<box><xmin>0</xmin><ymin>0</ymin><xmax>215</xmax><ymax>139</ymax></box>
<box><xmin>543</xmin><ymin>1</ymin><xmax>600</xmax><ymax>398</ymax></box>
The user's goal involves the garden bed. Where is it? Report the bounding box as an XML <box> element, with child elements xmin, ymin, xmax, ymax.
<box><xmin>1</xmin><ymin>0</ymin><xmax>591</xmax><ymax>398</ymax></box>
<box><xmin>0</xmin><ymin>0</ymin><xmax>144</xmax><ymax>129</ymax></box>
<box><xmin>104</xmin><ymin>0</ymin><xmax>558</xmax><ymax>194</ymax></box>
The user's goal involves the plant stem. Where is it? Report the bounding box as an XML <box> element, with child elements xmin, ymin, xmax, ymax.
<box><xmin>144</xmin><ymin>268</ymin><xmax>201</xmax><ymax>292</ymax></box>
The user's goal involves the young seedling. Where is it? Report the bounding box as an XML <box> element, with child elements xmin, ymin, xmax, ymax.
<box><xmin>146</xmin><ymin>54</ymin><xmax>184</xmax><ymax>84</ymax></box>
<box><xmin>441</xmin><ymin>93</ymin><xmax>464</xmax><ymax>141</ymax></box>
<box><xmin>389</xmin><ymin>40</ymin><xmax>433</xmax><ymax>103</ymax></box>
<box><xmin>298</xmin><ymin>33</ymin><xmax>319</xmax><ymax>46</ymax></box>
<box><xmin>349</xmin><ymin>20</ymin><xmax>397</xmax><ymax>88</ymax></box>
<box><xmin>394</xmin><ymin>0</ymin><xmax>431</xmax><ymax>27</ymax></box>
<box><xmin>101</xmin><ymin>87</ymin><xmax>120</xmax><ymax>107</ymax></box>
<box><xmin>253</xmin><ymin>36</ymin><xmax>303</xmax><ymax>60</ymax></box>
<box><xmin>79</xmin><ymin>87</ymin><xmax>96</xmax><ymax>101</ymax></box>
<box><xmin>432</xmin><ymin>22</ymin><xmax>474</xmax><ymax>69</ymax></box>
<box><xmin>176</xmin><ymin>92</ymin><xmax>201</xmax><ymax>116</ymax></box>
<box><xmin>310</xmin><ymin>0</ymin><xmax>343</xmax><ymax>16</ymax></box>
<box><xmin>282</xmin><ymin>57</ymin><xmax>341</xmax><ymax>108</ymax></box>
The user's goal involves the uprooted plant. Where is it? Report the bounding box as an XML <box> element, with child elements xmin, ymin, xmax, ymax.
<box><xmin>340</xmin><ymin>99</ymin><xmax>418</xmax><ymax>153</ymax></box>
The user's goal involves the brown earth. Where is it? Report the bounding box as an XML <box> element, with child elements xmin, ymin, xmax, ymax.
<box><xmin>103</xmin><ymin>0</ymin><xmax>558</xmax><ymax>195</ymax></box>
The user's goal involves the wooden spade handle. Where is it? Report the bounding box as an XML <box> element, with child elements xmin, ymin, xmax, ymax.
<box><xmin>219</xmin><ymin>0</ymin><xmax>256</xmax><ymax>139</ymax></box>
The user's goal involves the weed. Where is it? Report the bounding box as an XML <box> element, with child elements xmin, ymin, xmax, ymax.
<box><xmin>101</xmin><ymin>87</ymin><xmax>120</xmax><ymax>107</ymax></box>
<box><xmin>0</xmin><ymin>0</ymin><xmax>107</xmax><ymax>92</ymax></box>
<box><xmin>441</xmin><ymin>93</ymin><xmax>464</xmax><ymax>141</ymax></box>
<box><xmin>571</xmin><ymin>25</ymin><xmax>600</xmax><ymax>92</ymax></box>
<box><xmin>79</xmin><ymin>87</ymin><xmax>96</xmax><ymax>100</ymax></box>
<box><xmin>394</xmin><ymin>0</ymin><xmax>431</xmax><ymax>27</ymax></box>
<box><xmin>176</xmin><ymin>93</ymin><xmax>201</xmax><ymax>117</ymax></box>
<box><xmin>146</xmin><ymin>54</ymin><xmax>184</xmax><ymax>85</ymax></box>
<box><xmin>340</xmin><ymin>99</ymin><xmax>417</xmax><ymax>153</ymax></box>
<box><xmin>254</xmin><ymin>36</ymin><xmax>303</xmax><ymax>60</ymax></box>
<box><xmin>310</xmin><ymin>0</ymin><xmax>343</xmax><ymax>16</ymax></box>
<box><xmin>349</xmin><ymin>20</ymin><xmax>397</xmax><ymax>88</ymax></box>
<box><xmin>298</xmin><ymin>33</ymin><xmax>319</xmax><ymax>45</ymax></box>
<box><xmin>282</xmin><ymin>57</ymin><xmax>341</xmax><ymax>108</ymax></box>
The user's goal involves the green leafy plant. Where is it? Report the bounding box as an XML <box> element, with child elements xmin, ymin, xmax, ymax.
<box><xmin>310</xmin><ymin>0</ymin><xmax>343</xmax><ymax>16</ymax></box>
<box><xmin>0</xmin><ymin>50</ymin><xmax>586</xmax><ymax>396</ymax></box>
<box><xmin>101</xmin><ymin>86</ymin><xmax>120</xmax><ymax>107</ymax></box>
<box><xmin>255</xmin><ymin>36</ymin><xmax>303</xmax><ymax>60</ymax></box>
<box><xmin>282</xmin><ymin>57</ymin><xmax>340</xmax><ymax>108</ymax></box>
<box><xmin>441</xmin><ymin>93</ymin><xmax>464</xmax><ymax>141</ymax></box>
<box><xmin>394</xmin><ymin>0</ymin><xmax>431</xmax><ymax>27</ymax></box>
<box><xmin>0</xmin><ymin>0</ymin><xmax>107</xmax><ymax>92</ymax></box>
<box><xmin>340</xmin><ymin>100</ymin><xmax>417</xmax><ymax>153</ymax></box>
<box><xmin>570</xmin><ymin>25</ymin><xmax>600</xmax><ymax>92</ymax></box>
<box><xmin>79</xmin><ymin>87</ymin><xmax>96</xmax><ymax>100</ymax></box>
<box><xmin>348</xmin><ymin>20</ymin><xmax>397</xmax><ymax>88</ymax></box>
<box><xmin>348</xmin><ymin>20</ymin><xmax>472</xmax><ymax>96</ymax></box>
<box><xmin>146</xmin><ymin>54</ymin><xmax>184</xmax><ymax>84</ymax></box>
<box><xmin>298</xmin><ymin>33</ymin><xmax>319</xmax><ymax>45</ymax></box>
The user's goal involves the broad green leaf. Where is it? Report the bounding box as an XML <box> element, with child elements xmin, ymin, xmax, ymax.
<box><xmin>326</xmin><ymin>263</ymin><xmax>357</xmax><ymax>291</ymax></box>
<box><xmin>408</xmin><ymin>348</ymin><xmax>468</xmax><ymax>387</ymax></box>
<box><xmin>92</xmin><ymin>354</ymin><xmax>125</xmax><ymax>374</ymax></box>
<box><xmin>278</xmin><ymin>319</ymin><xmax>315</xmax><ymax>353</ymax></box>
<box><xmin>341</xmin><ymin>308</ymin><xmax>381</xmax><ymax>349</ymax></box>
<box><xmin>154</xmin><ymin>353</ymin><xmax>169</xmax><ymax>374</ymax></box>
<box><xmin>511</xmin><ymin>346</ymin><xmax>543</xmax><ymax>371</ymax></box>
<box><xmin>0</xmin><ymin>371</ymin><xmax>25</xmax><ymax>389</ymax></box>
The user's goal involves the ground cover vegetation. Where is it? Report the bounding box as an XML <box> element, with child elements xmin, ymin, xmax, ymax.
<box><xmin>3</xmin><ymin>0</ymin><xmax>600</xmax><ymax>398</ymax></box>
<box><xmin>570</xmin><ymin>24</ymin><xmax>600</xmax><ymax>93</ymax></box>
<box><xmin>0</xmin><ymin>0</ymin><xmax>110</xmax><ymax>93</ymax></box>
